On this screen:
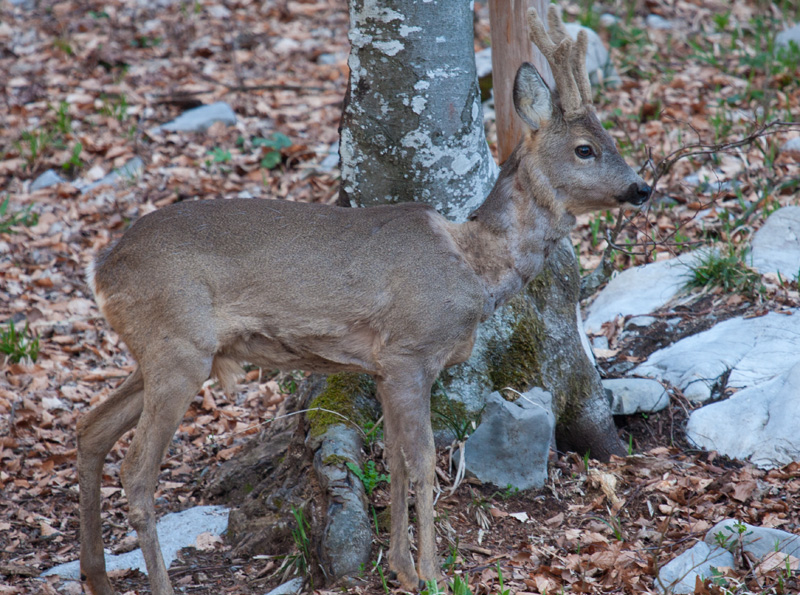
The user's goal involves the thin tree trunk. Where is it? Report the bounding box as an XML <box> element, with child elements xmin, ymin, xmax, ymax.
<box><xmin>489</xmin><ymin>0</ymin><xmax>534</xmax><ymax>163</ymax></box>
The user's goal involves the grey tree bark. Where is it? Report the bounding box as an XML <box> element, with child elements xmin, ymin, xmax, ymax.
<box><xmin>211</xmin><ymin>0</ymin><xmax>624</xmax><ymax>588</ymax></box>
<box><xmin>337</xmin><ymin>0</ymin><xmax>497</xmax><ymax>219</ymax></box>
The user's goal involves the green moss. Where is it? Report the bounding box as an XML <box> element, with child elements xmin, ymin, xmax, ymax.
<box><xmin>307</xmin><ymin>373</ymin><xmax>375</xmax><ymax>438</ymax></box>
<box><xmin>560</xmin><ymin>372</ymin><xmax>593</xmax><ymax>425</ymax></box>
<box><xmin>486</xmin><ymin>295</ymin><xmax>546</xmax><ymax>393</ymax></box>
<box><xmin>321</xmin><ymin>454</ymin><xmax>352</xmax><ymax>467</ymax></box>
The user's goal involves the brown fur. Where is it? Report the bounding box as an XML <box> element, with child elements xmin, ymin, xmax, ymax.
<box><xmin>77</xmin><ymin>13</ymin><xmax>650</xmax><ymax>595</ymax></box>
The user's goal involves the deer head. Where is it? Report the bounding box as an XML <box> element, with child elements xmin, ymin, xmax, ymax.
<box><xmin>512</xmin><ymin>5</ymin><xmax>650</xmax><ymax>216</ymax></box>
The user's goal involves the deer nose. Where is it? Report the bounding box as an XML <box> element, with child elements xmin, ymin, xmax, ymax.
<box><xmin>620</xmin><ymin>181</ymin><xmax>651</xmax><ymax>206</ymax></box>
<box><xmin>635</xmin><ymin>182</ymin><xmax>652</xmax><ymax>205</ymax></box>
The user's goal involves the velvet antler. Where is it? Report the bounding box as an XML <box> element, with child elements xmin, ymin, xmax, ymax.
<box><xmin>527</xmin><ymin>4</ymin><xmax>592</xmax><ymax>117</ymax></box>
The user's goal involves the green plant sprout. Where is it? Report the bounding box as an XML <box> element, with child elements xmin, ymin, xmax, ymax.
<box><xmin>0</xmin><ymin>197</ymin><xmax>38</xmax><ymax>232</ymax></box>
<box><xmin>1</xmin><ymin>320</ymin><xmax>40</xmax><ymax>364</ymax></box>
<box><xmin>253</xmin><ymin>132</ymin><xmax>292</xmax><ymax>169</ymax></box>
<box><xmin>62</xmin><ymin>142</ymin><xmax>84</xmax><ymax>172</ymax></box>
<box><xmin>345</xmin><ymin>460</ymin><xmax>390</xmax><ymax>496</ymax></box>
<box><xmin>685</xmin><ymin>246</ymin><xmax>763</xmax><ymax>297</ymax></box>
<box><xmin>279</xmin><ymin>506</ymin><xmax>312</xmax><ymax>586</ymax></box>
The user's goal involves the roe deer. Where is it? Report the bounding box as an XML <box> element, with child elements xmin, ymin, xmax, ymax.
<box><xmin>78</xmin><ymin>6</ymin><xmax>650</xmax><ymax>594</ymax></box>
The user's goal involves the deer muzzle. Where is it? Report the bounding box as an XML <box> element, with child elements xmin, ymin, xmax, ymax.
<box><xmin>618</xmin><ymin>181</ymin><xmax>652</xmax><ymax>207</ymax></box>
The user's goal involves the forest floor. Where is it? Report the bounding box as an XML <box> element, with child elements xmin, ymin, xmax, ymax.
<box><xmin>1</xmin><ymin>0</ymin><xmax>800</xmax><ymax>594</ymax></box>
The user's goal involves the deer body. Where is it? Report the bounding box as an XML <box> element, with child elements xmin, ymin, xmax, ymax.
<box><xmin>92</xmin><ymin>198</ymin><xmax>489</xmax><ymax>383</ymax></box>
<box><xmin>77</xmin><ymin>7</ymin><xmax>650</xmax><ymax>594</ymax></box>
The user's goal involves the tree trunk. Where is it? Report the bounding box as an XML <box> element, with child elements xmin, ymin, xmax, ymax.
<box><xmin>337</xmin><ymin>0</ymin><xmax>497</xmax><ymax>218</ymax></box>
<box><xmin>489</xmin><ymin>0</ymin><xmax>534</xmax><ymax>163</ymax></box>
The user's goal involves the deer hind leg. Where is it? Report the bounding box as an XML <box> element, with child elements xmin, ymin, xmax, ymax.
<box><xmin>378</xmin><ymin>371</ymin><xmax>439</xmax><ymax>590</ymax></box>
<box><xmin>78</xmin><ymin>367</ymin><xmax>145</xmax><ymax>595</ymax></box>
<box><xmin>119</xmin><ymin>349</ymin><xmax>212</xmax><ymax>595</ymax></box>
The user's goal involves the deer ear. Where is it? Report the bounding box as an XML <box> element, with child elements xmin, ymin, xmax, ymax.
<box><xmin>513</xmin><ymin>62</ymin><xmax>552</xmax><ymax>131</ymax></box>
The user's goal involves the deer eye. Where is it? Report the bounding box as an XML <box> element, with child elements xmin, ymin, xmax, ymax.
<box><xmin>575</xmin><ymin>145</ymin><xmax>594</xmax><ymax>159</ymax></box>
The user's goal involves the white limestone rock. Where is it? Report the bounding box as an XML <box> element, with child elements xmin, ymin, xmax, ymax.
<box><xmin>153</xmin><ymin>101</ymin><xmax>237</xmax><ymax>134</ymax></box>
<box><xmin>657</xmin><ymin>542</ymin><xmax>733</xmax><ymax>594</ymax></box>
<box><xmin>583</xmin><ymin>250</ymin><xmax>707</xmax><ymax>335</ymax></box>
<box><xmin>705</xmin><ymin>519</ymin><xmax>800</xmax><ymax>560</ymax></box>
<box><xmin>633</xmin><ymin>310</ymin><xmax>800</xmax><ymax>403</ymax></box>
<box><xmin>687</xmin><ymin>361</ymin><xmax>800</xmax><ymax>468</ymax></box>
<box><xmin>42</xmin><ymin>506</ymin><xmax>229</xmax><ymax>579</ymax></box>
<box><xmin>603</xmin><ymin>378</ymin><xmax>669</xmax><ymax>415</ymax></box>
<box><xmin>265</xmin><ymin>578</ymin><xmax>305</xmax><ymax>595</ymax></box>
<box><xmin>31</xmin><ymin>169</ymin><xmax>65</xmax><ymax>191</ymax></box>
<box><xmin>80</xmin><ymin>157</ymin><xmax>144</xmax><ymax>195</ymax></box>
<box><xmin>750</xmin><ymin>206</ymin><xmax>800</xmax><ymax>278</ymax></box>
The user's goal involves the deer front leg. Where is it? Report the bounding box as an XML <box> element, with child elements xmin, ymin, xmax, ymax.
<box><xmin>383</xmin><ymin>412</ymin><xmax>415</xmax><ymax>588</ymax></box>
<box><xmin>378</xmin><ymin>372</ymin><xmax>439</xmax><ymax>590</ymax></box>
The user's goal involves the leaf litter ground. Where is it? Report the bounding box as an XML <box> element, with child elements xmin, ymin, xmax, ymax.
<box><xmin>1</xmin><ymin>0</ymin><xmax>800</xmax><ymax>593</ymax></box>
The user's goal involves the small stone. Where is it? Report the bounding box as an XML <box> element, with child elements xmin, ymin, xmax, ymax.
<box><xmin>776</xmin><ymin>24</ymin><xmax>800</xmax><ymax>49</ymax></box>
<box><xmin>81</xmin><ymin>157</ymin><xmax>144</xmax><ymax>195</ymax></box>
<box><xmin>625</xmin><ymin>315</ymin><xmax>656</xmax><ymax>330</ymax></box>
<box><xmin>462</xmin><ymin>389</ymin><xmax>554</xmax><ymax>490</ymax></box>
<box><xmin>30</xmin><ymin>169</ymin><xmax>65</xmax><ymax>191</ymax></box>
<box><xmin>206</xmin><ymin>4</ymin><xmax>230</xmax><ymax>18</ymax></box>
<box><xmin>780</xmin><ymin>137</ymin><xmax>800</xmax><ymax>155</ymax></box>
<box><xmin>657</xmin><ymin>542</ymin><xmax>733</xmax><ymax>594</ymax></box>
<box><xmin>156</xmin><ymin>102</ymin><xmax>237</xmax><ymax>134</ymax></box>
<box><xmin>646</xmin><ymin>14</ymin><xmax>673</xmax><ymax>30</ymax></box>
<box><xmin>317</xmin><ymin>52</ymin><xmax>344</xmax><ymax>65</ymax></box>
<box><xmin>603</xmin><ymin>378</ymin><xmax>669</xmax><ymax>415</ymax></box>
<box><xmin>273</xmin><ymin>38</ymin><xmax>301</xmax><ymax>54</ymax></box>
<box><xmin>265</xmin><ymin>577</ymin><xmax>305</xmax><ymax>595</ymax></box>
<box><xmin>599</xmin><ymin>13</ymin><xmax>619</xmax><ymax>27</ymax></box>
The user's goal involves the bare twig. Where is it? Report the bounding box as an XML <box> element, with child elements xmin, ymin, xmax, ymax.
<box><xmin>583</xmin><ymin>119</ymin><xmax>800</xmax><ymax>297</ymax></box>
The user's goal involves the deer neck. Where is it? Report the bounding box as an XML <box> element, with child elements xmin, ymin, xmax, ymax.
<box><xmin>450</xmin><ymin>144</ymin><xmax>576</xmax><ymax>318</ymax></box>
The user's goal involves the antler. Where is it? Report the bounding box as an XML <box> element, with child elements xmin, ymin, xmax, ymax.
<box><xmin>527</xmin><ymin>4</ymin><xmax>592</xmax><ymax>117</ymax></box>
